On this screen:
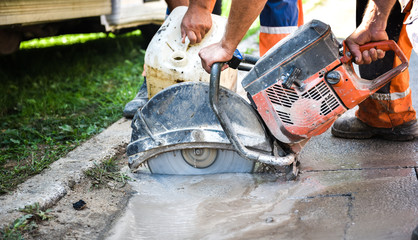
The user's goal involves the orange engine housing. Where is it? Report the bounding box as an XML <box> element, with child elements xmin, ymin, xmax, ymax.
<box><xmin>241</xmin><ymin>20</ymin><xmax>407</xmax><ymax>144</ymax></box>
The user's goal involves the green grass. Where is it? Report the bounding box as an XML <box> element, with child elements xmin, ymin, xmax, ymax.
<box><xmin>0</xmin><ymin>30</ymin><xmax>147</xmax><ymax>195</ymax></box>
<box><xmin>1</xmin><ymin>202</ymin><xmax>53</xmax><ymax>239</ymax></box>
<box><xmin>85</xmin><ymin>157</ymin><xmax>131</xmax><ymax>189</ymax></box>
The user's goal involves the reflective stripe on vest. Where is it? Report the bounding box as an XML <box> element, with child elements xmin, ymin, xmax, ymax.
<box><xmin>370</xmin><ymin>87</ymin><xmax>412</xmax><ymax>101</ymax></box>
<box><xmin>260</xmin><ymin>26</ymin><xmax>298</xmax><ymax>34</ymax></box>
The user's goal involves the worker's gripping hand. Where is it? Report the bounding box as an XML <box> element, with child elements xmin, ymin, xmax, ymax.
<box><xmin>346</xmin><ymin>24</ymin><xmax>388</xmax><ymax>65</ymax></box>
<box><xmin>199</xmin><ymin>42</ymin><xmax>235</xmax><ymax>73</ymax></box>
<box><xmin>181</xmin><ymin>5</ymin><xmax>212</xmax><ymax>44</ymax></box>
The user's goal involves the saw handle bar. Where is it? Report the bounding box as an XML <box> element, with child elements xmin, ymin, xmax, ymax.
<box><xmin>209</xmin><ymin>62</ymin><xmax>296</xmax><ymax>166</ymax></box>
<box><xmin>341</xmin><ymin>40</ymin><xmax>408</xmax><ymax>88</ymax></box>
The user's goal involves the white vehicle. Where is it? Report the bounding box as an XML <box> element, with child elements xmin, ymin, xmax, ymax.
<box><xmin>0</xmin><ymin>0</ymin><xmax>167</xmax><ymax>54</ymax></box>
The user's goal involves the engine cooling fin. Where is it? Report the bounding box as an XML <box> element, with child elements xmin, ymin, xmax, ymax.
<box><xmin>266</xmin><ymin>80</ymin><xmax>341</xmax><ymax>127</ymax></box>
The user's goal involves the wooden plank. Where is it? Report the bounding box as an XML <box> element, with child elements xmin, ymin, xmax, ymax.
<box><xmin>0</xmin><ymin>0</ymin><xmax>111</xmax><ymax>25</ymax></box>
<box><xmin>103</xmin><ymin>0</ymin><xmax>166</xmax><ymax>31</ymax></box>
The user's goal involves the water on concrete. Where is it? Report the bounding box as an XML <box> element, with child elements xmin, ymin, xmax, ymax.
<box><xmin>106</xmin><ymin>166</ymin><xmax>417</xmax><ymax>239</ymax></box>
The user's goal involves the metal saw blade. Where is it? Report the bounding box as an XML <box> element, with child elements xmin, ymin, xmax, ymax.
<box><xmin>147</xmin><ymin>148</ymin><xmax>254</xmax><ymax>175</ymax></box>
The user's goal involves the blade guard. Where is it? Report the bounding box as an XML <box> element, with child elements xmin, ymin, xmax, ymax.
<box><xmin>127</xmin><ymin>81</ymin><xmax>275</xmax><ymax>170</ymax></box>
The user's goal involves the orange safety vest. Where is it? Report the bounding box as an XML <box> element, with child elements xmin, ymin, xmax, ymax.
<box><xmin>259</xmin><ymin>0</ymin><xmax>304</xmax><ymax>56</ymax></box>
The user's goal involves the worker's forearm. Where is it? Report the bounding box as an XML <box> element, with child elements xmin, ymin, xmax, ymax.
<box><xmin>361</xmin><ymin>0</ymin><xmax>397</xmax><ymax>31</ymax></box>
<box><xmin>221</xmin><ymin>0</ymin><xmax>268</xmax><ymax>53</ymax></box>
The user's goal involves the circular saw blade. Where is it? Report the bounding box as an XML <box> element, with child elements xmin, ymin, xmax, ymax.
<box><xmin>147</xmin><ymin>149</ymin><xmax>254</xmax><ymax>175</ymax></box>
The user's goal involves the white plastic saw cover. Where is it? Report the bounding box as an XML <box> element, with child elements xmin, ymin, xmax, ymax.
<box><xmin>144</xmin><ymin>6</ymin><xmax>237</xmax><ymax>98</ymax></box>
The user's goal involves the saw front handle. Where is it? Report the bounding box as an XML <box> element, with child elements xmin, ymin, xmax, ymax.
<box><xmin>209</xmin><ymin>62</ymin><xmax>296</xmax><ymax>166</ymax></box>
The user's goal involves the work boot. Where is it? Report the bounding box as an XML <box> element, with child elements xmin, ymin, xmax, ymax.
<box><xmin>331</xmin><ymin>117</ymin><xmax>418</xmax><ymax>141</ymax></box>
<box><xmin>123</xmin><ymin>78</ymin><xmax>148</xmax><ymax>119</ymax></box>
<box><xmin>412</xmin><ymin>225</ymin><xmax>418</xmax><ymax>240</ymax></box>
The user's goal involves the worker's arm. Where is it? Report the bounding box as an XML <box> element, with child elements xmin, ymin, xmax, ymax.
<box><xmin>346</xmin><ymin>0</ymin><xmax>396</xmax><ymax>64</ymax></box>
<box><xmin>199</xmin><ymin>0</ymin><xmax>267</xmax><ymax>73</ymax></box>
<box><xmin>181</xmin><ymin>0</ymin><xmax>216</xmax><ymax>44</ymax></box>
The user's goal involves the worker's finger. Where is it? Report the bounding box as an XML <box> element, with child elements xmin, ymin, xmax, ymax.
<box><xmin>199</xmin><ymin>29</ymin><xmax>207</xmax><ymax>42</ymax></box>
<box><xmin>368</xmin><ymin>48</ymin><xmax>379</xmax><ymax>62</ymax></box>
<box><xmin>199</xmin><ymin>49</ymin><xmax>210</xmax><ymax>72</ymax></box>
<box><xmin>199</xmin><ymin>42</ymin><xmax>234</xmax><ymax>73</ymax></box>
<box><xmin>202</xmin><ymin>61</ymin><xmax>212</xmax><ymax>73</ymax></box>
<box><xmin>200</xmin><ymin>61</ymin><xmax>228</xmax><ymax>73</ymax></box>
<box><xmin>353</xmin><ymin>53</ymin><xmax>363</xmax><ymax>65</ymax></box>
<box><xmin>221</xmin><ymin>64</ymin><xmax>229</xmax><ymax>71</ymax></box>
<box><xmin>195</xmin><ymin>33</ymin><xmax>202</xmax><ymax>44</ymax></box>
<box><xmin>362</xmin><ymin>50</ymin><xmax>372</xmax><ymax>64</ymax></box>
<box><xmin>346</xmin><ymin>41</ymin><xmax>363</xmax><ymax>64</ymax></box>
<box><xmin>181</xmin><ymin>28</ymin><xmax>186</xmax><ymax>43</ymax></box>
<box><xmin>187</xmin><ymin>31</ymin><xmax>198</xmax><ymax>44</ymax></box>
<box><xmin>376</xmin><ymin>49</ymin><xmax>386</xmax><ymax>59</ymax></box>
<box><xmin>181</xmin><ymin>34</ymin><xmax>186</xmax><ymax>44</ymax></box>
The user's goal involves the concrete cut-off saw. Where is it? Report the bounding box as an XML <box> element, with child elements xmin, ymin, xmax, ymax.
<box><xmin>127</xmin><ymin>20</ymin><xmax>408</xmax><ymax>179</ymax></box>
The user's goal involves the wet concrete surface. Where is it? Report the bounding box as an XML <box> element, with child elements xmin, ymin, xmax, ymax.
<box><xmin>106</xmin><ymin>167</ymin><xmax>417</xmax><ymax>239</ymax></box>
<box><xmin>106</xmin><ymin>46</ymin><xmax>418</xmax><ymax>240</ymax></box>
<box><xmin>106</xmin><ymin>0</ymin><xmax>417</xmax><ymax>239</ymax></box>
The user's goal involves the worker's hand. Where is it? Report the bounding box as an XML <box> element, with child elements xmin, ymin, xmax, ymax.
<box><xmin>181</xmin><ymin>5</ymin><xmax>212</xmax><ymax>44</ymax></box>
<box><xmin>199</xmin><ymin>42</ymin><xmax>235</xmax><ymax>73</ymax></box>
<box><xmin>346</xmin><ymin>24</ymin><xmax>388</xmax><ymax>65</ymax></box>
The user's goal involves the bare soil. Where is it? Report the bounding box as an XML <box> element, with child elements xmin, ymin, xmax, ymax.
<box><xmin>21</xmin><ymin>154</ymin><xmax>132</xmax><ymax>240</ymax></box>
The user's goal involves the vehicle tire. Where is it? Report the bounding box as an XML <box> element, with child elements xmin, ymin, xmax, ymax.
<box><xmin>0</xmin><ymin>29</ymin><xmax>22</xmax><ymax>55</ymax></box>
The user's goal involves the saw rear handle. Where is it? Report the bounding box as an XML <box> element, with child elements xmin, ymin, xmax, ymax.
<box><xmin>341</xmin><ymin>40</ymin><xmax>408</xmax><ymax>89</ymax></box>
<box><xmin>209</xmin><ymin>54</ymin><xmax>296</xmax><ymax>166</ymax></box>
<box><xmin>332</xmin><ymin>40</ymin><xmax>409</xmax><ymax>109</ymax></box>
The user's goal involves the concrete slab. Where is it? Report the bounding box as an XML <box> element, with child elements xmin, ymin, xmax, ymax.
<box><xmin>106</xmin><ymin>167</ymin><xmax>417</xmax><ymax>239</ymax></box>
<box><xmin>347</xmin><ymin>175</ymin><xmax>418</xmax><ymax>240</ymax></box>
<box><xmin>295</xmin><ymin>169</ymin><xmax>418</xmax><ymax>240</ymax></box>
<box><xmin>299</xmin><ymin>123</ymin><xmax>418</xmax><ymax>171</ymax></box>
